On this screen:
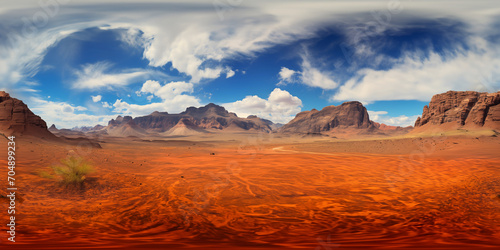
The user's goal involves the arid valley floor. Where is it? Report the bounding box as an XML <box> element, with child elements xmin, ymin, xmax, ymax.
<box><xmin>1</xmin><ymin>132</ymin><xmax>499</xmax><ymax>249</ymax></box>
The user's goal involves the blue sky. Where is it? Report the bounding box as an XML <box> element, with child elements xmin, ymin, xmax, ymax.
<box><xmin>1</xmin><ymin>0</ymin><xmax>499</xmax><ymax>128</ymax></box>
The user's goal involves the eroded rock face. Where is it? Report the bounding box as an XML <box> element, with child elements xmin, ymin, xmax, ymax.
<box><xmin>0</xmin><ymin>91</ymin><xmax>55</xmax><ymax>138</ymax></box>
<box><xmin>414</xmin><ymin>91</ymin><xmax>500</xmax><ymax>129</ymax></box>
<box><xmin>280</xmin><ymin>101</ymin><xmax>375</xmax><ymax>134</ymax></box>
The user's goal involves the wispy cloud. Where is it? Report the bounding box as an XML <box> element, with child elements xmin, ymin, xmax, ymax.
<box><xmin>72</xmin><ymin>62</ymin><xmax>156</xmax><ymax>90</ymax></box>
<box><xmin>332</xmin><ymin>37</ymin><xmax>500</xmax><ymax>102</ymax></box>
<box><xmin>278</xmin><ymin>53</ymin><xmax>339</xmax><ymax>89</ymax></box>
<box><xmin>0</xmin><ymin>25</ymin><xmax>77</xmax><ymax>95</ymax></box>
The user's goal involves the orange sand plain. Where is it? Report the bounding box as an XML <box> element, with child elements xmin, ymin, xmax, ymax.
<box><xmin>0</xmin><ymin>134</ymin><xmax>499</xmax><ymax>249</ymax></box>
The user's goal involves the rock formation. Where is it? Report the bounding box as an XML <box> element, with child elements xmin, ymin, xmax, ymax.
<box><xmin>279</xmin><ymin>101</ymin><xmax>377</xmax><ymax>135</ymax></box>
<box><xmin>49</xmin><ymin>124</ymin><xmax>58</xmax><ymax>132</ymax></box>
<box><xmin>0</xmin><ymin>91</ymin><xmax>55</xmax><ymax>138</ymax></box>
<box><xmin>103</xmin><ymin>103</ymin><xmax>273</xmax><ymax>137</ymax></box>
<box><xmin>414</xmin><ymin>91</ymin><xmax>500</xmax><ymax>130</ymax></box>
<box><xmin>106</xmin><ymin>115</ymin><xmax>147</xmax><ymax>137</ymax></box>
<box><xmin>373</xmin><ymin>122</ymin><xmax>413</xmax><ymax>134</ymax></box>
<box><xmin>163</xmin><ymin>118</ymin><xmax>209</xmax><ymax>136</ymax></box>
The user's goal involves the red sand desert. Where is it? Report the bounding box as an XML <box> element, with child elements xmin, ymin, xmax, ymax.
<box><xmin>1</xmin><ymin>133</ymin><xmax>499</xmax><ymax>249</ymax></box>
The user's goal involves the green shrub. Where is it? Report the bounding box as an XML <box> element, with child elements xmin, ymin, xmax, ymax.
<box><xmin>40</xmin><ymin>156</ymin><xmax>94</xmax><ymax>187</ymax></box>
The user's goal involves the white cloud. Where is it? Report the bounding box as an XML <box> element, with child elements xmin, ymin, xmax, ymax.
<box><xmin>223</xmin><ymin>88</ymin><xmax>302</xmax><ymax>124</ymax></box>
<box><xmin>112</xmin><ymin>80</ymin><xmax>200</xmax><ymax>116</ymax></box>
<box><xmin>0</xmin><ymin>25</ymin><xmax>77</xmax><ymax>95</ymax></box>
<box><xmin>73</xmin><ymin>62</ymin><xmax>153</xmax><ymax>90</ymax></box>
<box><xmin>299</xmin><ymin>55</ymin><xmax>339</xmax><ymax>89</ymax></box>
<box><xmin>102</xmin><ymin>102</ymin><xmax>111</xmax><ymax>108</ymax></box>
<box><xmin>91</xmin><ymin>95</ymin><xmax>102</xmax><ymax>102</ymax></box>
<box><xmin>332</xmin><ymin>38</ymin><xmax>500</xmax><ymax>102</ymax></box>
<box><xmin>278</xmin><ymin>67</ymin><xmax>297</xmax><ymax>84</ymax></box>
<box><xmin>93</xmin><ymin>1</ymin><xmax>343</xmax><ymax>83</ymax></box>
<box><xmin>226</xmin><ymin>69</ymin><xmax>235</xmax><ymax>78</ymax></box>
<box><xmin>112</xmin><ymin>95</ymin><xmax>200</xmax><ymax>117</ymax></box>
<box><xmin>1</xmin><ymin>0</ymin><xmax>499</xmax><ymax>91</ymax></box>
<box><xmin>140</xmin><ymin>80</ymin><xmax>161</xmax><ymax>93</ymax></box>
<box><xmin>140</xmin><ymin>80</ymin><xmax>194</xmax><ymax>100</ymax></box>
<box><xmin>278</xmin><ymin>55</ymin><xmax>339</xmax><ymax>89</ymax></box>
<box><xmin>368</xmin><ymin>110</ymin><xmax>388</xmax><ymax>120</ymax></box>
<box><xmin>368</xmin><ymin>110</ymin><xmax>418</xmax><ymax>127</ymax></box>
<box><xmin>28</xmin><ymin>97</ymin><xmax>113</xmax><ymax>129</ymax></box>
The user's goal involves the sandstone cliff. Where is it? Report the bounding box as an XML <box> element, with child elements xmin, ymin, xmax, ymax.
<box><xmin>414</xmin><ymin>91</ymin><xmax>500</xmax><ymax>130</ymax></box>
<box><xmin>0</xmin><ymin>91</ymin><xmax>55</xmax><ymax>138</ymax></box>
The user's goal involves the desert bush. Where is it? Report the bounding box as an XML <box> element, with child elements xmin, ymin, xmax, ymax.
<box><xmin>40</xmin><ymin>156</ymin><xmax>95</xmax><ymax>187</ymax></box>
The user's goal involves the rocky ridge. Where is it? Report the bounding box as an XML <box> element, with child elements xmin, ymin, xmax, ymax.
<box><xmin>414</xmin><ymin>91</ymin><xmax>500</xmax><ymax>130</ymax></box>
<box><xmin>0</xmin><ymin>91</ymin><xmax>55</xmax><ymax>138</ymax></box>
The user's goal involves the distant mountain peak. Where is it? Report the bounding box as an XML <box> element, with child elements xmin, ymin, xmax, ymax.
<box><xmin>181</xmin><ymin>103</ymin><xmax>234</xmax><ymax>118</ymax></box>
<box><xmin>149</xmin><ymin>111</ymin><xmax>169</xmax><ymax>116</ymax></box>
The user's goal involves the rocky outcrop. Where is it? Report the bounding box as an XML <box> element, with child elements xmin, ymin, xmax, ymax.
<box><xmin>71</xmin><ymin>125</ymin><xmax>105</xmax><ymax>132</ymax></box>
<box><xmin>414</xmin><ymin>91</ymin><xmax>500</xmax><ymax>130</ymax></box>
<box><xmin>280</xmin><ymin>101</ymin><xmax>376</xmax><ymax>134</ymax></box>
<box><xmin>106</xmin><ymin>115</ymin><xmax>147</xmax><ymax>137</ymax></box>
<box><xmin>0</xmin><ymin>91</ymin><xmax>55</xmax><ymax>138</ymax></box>
<box><xmin>373</xmin><ymin>122</ymin><xmax>412</xmax><ymax>132</ymax></box>
<box><xmin>163</xmin><ymin>118</ymin><xmax>209</xmax><ymax>136</ymax></box>
<box><xmin>49</xmin><ymin>124</ymin><xmax>58</xmax><ymax>132</ymax></box>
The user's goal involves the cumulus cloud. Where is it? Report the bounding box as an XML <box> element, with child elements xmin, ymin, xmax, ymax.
<box><xmin>112</xmin><ymin>95</ymin><xmax>200</xmax><ymax>117</ymax></box>
<box><xmin>91</xmin><ymin>95</ymin><xmax>102</xmax><ymax>102</ymax></box>
<box><xmin>368</xmin><ymin>110</ymin><xmax>419</xmax><ymax>127</ymax></box>
<box><xmin>226</xmin><ymin>69</ymin><xmax>235</xmax><ymax>78</ymax></box>
<box><xmin>28</xmin><ymin>97</ymin><xmax>113</xmax><ymax>128</ymax></box>
<box><xmin>223</xmin><ymin>88</ymin><xmax>302</xmax><ymax>124</ymax></box>
<box><xmin>140</xmin><ymin>80</ymin><xmax>161</xmax><ymax>93</ymax></box>
<box><xmin>278</xmin><ymin>67</ymin><xmax>297</xmax><ymax>84</ymax></box>
<box><xmin>140</xmin><ymin>80</ymin><xmax>194</xmax><ymax>100</ymax></box>
<box><xmin>111</xmin><ymin>80</ymin><xmax>200</xmax><ymax>117</ymax></box>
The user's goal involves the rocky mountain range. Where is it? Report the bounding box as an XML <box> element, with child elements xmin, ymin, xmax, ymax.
<box><xmin>414</xmin><ymin>91</ymin><xmax>500</xmax><ymax>131</ymax></box>
<box><xmin>95</xmin><ymin>103</ymin><xmax>274</xmax><ymax>137</ymax></box>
